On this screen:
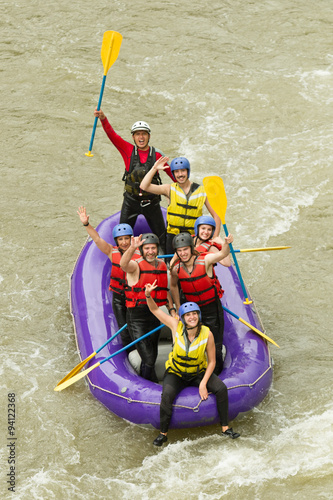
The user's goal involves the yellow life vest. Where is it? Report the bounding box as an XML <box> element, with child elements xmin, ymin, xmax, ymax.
<box><xmin>167</xmin><ymin>182</ymin><xmax>207</xmax><ymax>235</ymax></box>
<box><xmin>165</xmin><ymin>322</ymin><xmax>209</xmax><ymax>377</ymax></box>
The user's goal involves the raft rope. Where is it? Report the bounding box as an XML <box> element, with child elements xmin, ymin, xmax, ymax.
<box><xmin>69</xmin><ymin>236</ymin><xmax>272</xmax><ymax>413</ymax></box>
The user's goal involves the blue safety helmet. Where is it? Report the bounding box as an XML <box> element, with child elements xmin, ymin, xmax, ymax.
<box><xmin>194</xmin><ymin>215</ymin><xmax>216</xmax><ymax>237</ymax></box>
<box><xmin>112</xmin><ymin>223</ymin><xmax>133</xmax><ymax>243</ymax></box>
<box><xmin>178</xmin><ymin>302</ymin><xmax>201</xmax><ymax>325</ymax></box>
<box><xmin>170</xmin><ymin>157</ymin><xmax>190</xmax><ymax>177</ymax></box>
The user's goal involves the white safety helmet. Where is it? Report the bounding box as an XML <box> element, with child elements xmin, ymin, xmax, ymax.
<box><xmin>131</xmin><ymin>121</ymin><xmax>151</xmax><ymax>134</ymax></box>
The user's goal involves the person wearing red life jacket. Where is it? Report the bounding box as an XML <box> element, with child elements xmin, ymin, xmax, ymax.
<box><xmin>144</xmin><ymin>288</ymin><xmax>240</xmax><ymax>446</ymax></box>
<box><xmin>120</xmin><ymin>233</ymin><xmax>175</xmax><ymax>382</ymax></box>
<box><xmin>193</xmin><ymin>215</ymin><xmax>231</xmax><ymax>267</ymax></box>
<box><xmin>77</xmin><ymin>207</ymin><xmax>139</xmax><ymax>352</ymax></box>
<box><xmin>93</xmin><ymin>109</ymin><xmax>175</xmax><ymax>254</ymax></box>
<box><xmin>169</xmin><ymin>231</ymin><xmax>233</xmax><ymax>375</ymax></box>
<box><xmin>169</xmin><ymin>215</ymin><xmax>232</xmax><ymax>268</ymax></box>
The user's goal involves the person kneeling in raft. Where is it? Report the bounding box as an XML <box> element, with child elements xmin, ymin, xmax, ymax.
<box><xmin>145</xmin><ymin>281</ymin><xmax>240</xmax><ymax>446</ymax></box>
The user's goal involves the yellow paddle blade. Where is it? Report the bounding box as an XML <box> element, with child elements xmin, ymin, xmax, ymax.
<box><xmin>239</xmin><ymin>318</ymin><xmax>280</xmax><ymax>347</ymax></box>
<box><xmin>203</xmin><ymin>176</ymin><xmax>227</xmax><ymax>224</ymax></box>
<box><xmin>55</xmin><ymin>351</ymin><xmax>97</xmax><ymax>387</ymax></box>
<box><xmin>101</xmin><ymin>31</ymin><xmax>123</xmax><ymax>75</ymax></box>
<box><xmin>239</xmin><ymin>246</ymin><xmax>291</xmax><ymax>253</ymax></box>
<box><xmin>54</xmin><ymin>361</ymin><xmax>100</xmax><ymax>392</ymax></box>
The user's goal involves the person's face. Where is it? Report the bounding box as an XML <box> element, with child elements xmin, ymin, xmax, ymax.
<box><xmin>133</xmin><ymin>130</ymin><xmax>150</xmax><ymax>149</ymax></box>
<box><xmin>116</xmin><ymin>235</ymin><xmax>131</xmax><ymax>251</ymax></box>
<box><xmin>183</xmin><ymin>310</ymin><xmax>199</xmax><ymax>328</ymax></box>
<box><xmin>176</xmin><ymin>245</ymin><xmax>192</xmax><ymax>263</ymax></box>
<box><xmin>198</xmin><ymin>224</ymin><xmax>214</xmax><ymax>241</ymax></box>
<box><xmin>173</xmin><ymin>168</ymin><xmax>188</xmax><ymax>184</ymax></box>
<box><xmin>142</xmin><ymin>243</ymin><xmax>158</xmax><ymax>262</ymax></box>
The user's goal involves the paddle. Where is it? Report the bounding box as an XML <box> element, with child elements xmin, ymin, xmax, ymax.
<box><xmin>203</xmin><ymin>175</ymin><xmax>252</xmax><ymax>305</ymax></box>
<box><xmin>54</xmin><ymin>324</ymin><xmax>164</xmax><ymax>392</ymax></box>
<box><xmin>85</xmin><ymin>30</ymin><xmax>123</xmax><ymax>157</ymax></box>
<box><xmin>55</xmin><ymin>323</ymin><xmax>128</xmax><ymax>387</ymax></box>
<box><xmin>222</xmin><ymin>305</ymin><xmax>279</xmax><ymax>347</ymax></box>
<box><xmin>157</xmin><ymin>246</ymin><xmax>291</xmax><ymax>259</ymax></box>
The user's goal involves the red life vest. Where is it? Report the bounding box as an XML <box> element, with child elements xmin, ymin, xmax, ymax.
<box><xmin>192</xmin><ymin>236</ymin><xmax>222</xmax><ymax>255</ymax></box>
<box><xmin>109</xmin><ymin>248</ymin><xmax>140</xmax><ymax>295</ymax></box>
<box><xmin>176</xmin><ymin>255</ymin><xmax>224</xmax><ymax>306</ymax></box>
<box><xmin>125</xmin><ymin>257</ymin><xmax>168</xmax><ymax>308</ymax></box>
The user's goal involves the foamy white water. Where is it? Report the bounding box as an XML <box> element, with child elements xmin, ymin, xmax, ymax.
<box><xmin>1</xmin><ymin>0</ymin><xmax>332</xmax><ymax>498</ymax></box>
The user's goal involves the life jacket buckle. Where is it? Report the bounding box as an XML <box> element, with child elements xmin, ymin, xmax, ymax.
<box><xmin>140</xmin><ymin>199</ymin><xmax>152</xmax><ymax>208</ymax></box>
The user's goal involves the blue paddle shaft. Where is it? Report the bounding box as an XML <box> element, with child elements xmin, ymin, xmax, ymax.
<box><xmin>100</xmin><ymin>324</ymin><xmax>164</xmax><ymax>365</ymax></box>
<box><xmin>223</xmin><ymin>223</ymin><xmax>250</xmax><ymax>302</ymax></box>
<box><xmin>87</xmin><ymin>74</ymin><xmax>107</xmax><ymax>153</ymax></box>
<box><xmin>96</xmin><ymin>323</ymin><xmax>127</xmax><ymax>354</ymax></box>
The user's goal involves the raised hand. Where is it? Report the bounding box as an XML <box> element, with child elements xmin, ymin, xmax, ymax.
<box><xmin>153</xmin><ymin>156</ymin><xmax>169</xmax><ymax>171</ymax></box>
<box><xmin>225</xmin><ymin>234</ymin><xmax>234</xmax><ymax>245</ymax></box>
<box><xmin>145</xmin><ymin>280</ymin><xmax>158</xmax><ymax>296</ymax></box>
<box><xmin>77</xmin><ymin>206</ymin><xmax>89</xmax><ymax>226</ymax></box>
<box><xmin>130</xmin><ymin>234</ymin><xmax>145</xmax><ymax>250</ymax></box>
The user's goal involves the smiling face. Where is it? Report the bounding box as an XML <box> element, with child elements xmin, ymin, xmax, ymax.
<box><xmin>116</xmin><ymin>235</ymin><xmax>131</xmax><ymax>252</ymax></box>
<box><xmin>198</xmin><ymin>224</ymin><xmax>214</xmax><ymax>241</ymax></box>
<box><xmin>142</xmin><ymin>243</ymin><xmax>158</xmax><ymax>262</ymax></box>
<box><xmin>173</xmin><ymin>168</ymin><xmax>189</xmax><ymax>184</ymax></box>
<box><xmin>183</xmin><ymin>310</ymin><xmax>199</xmax><ymax>329</ymax></box>
<box><xmin>176</xmin><ymin>245</ymin><xmax>193</xmax><ymax>263</ymax></box>
<box><xmin>132</xmin><ymin>130</ymin><xmax>150</xmax><ymax>150</ymax></box>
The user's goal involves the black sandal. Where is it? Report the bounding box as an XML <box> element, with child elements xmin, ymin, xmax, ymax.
<box><xmin>222</xmin><ymin>428</ymin><xmax>240</xmax><ymax>439</ymax></box>
<box><xmin>153</xmin><ymin>433</ymin><xmax>168</xmax><ymax>446</ymax></box>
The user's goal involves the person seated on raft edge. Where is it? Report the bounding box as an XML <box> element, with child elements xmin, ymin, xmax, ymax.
<box><xmin>145</xmin><ymin>281</ymin><xmax>240</xmax><ymax>446</ymax></box>
<box><xmin>120</xmin><ymin>232</ymin><xmax>176</xmax><ymax>382</ymax></box>
<box><xmin>168</xmin><ymin>214</ymin><xmax>232</xmax><ymax>268</ymax></box>
<box><xmin>77</xmin><ymin>207</ymin><xmax>142</xmax><ymax>370</ymax></box>
<box><xmin>139</xmin><ymin>155</ymin><xmax>221</xmax><ymax>258</ymax></box>
<box><xmin>169</xmin><ymin>231</ymin><xmax>234</xmax><ymax>375</ymax></box>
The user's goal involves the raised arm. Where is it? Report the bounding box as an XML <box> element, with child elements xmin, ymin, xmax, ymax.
<box><xmin>145</xmin><ymin>281</ymin><xmax>179</xmax><ymax>332</ymax></box>
<box><xmin>204</xmin><ymin>198</ymin><xmax>221</xmax><ymax>237</ymax></box>
<box><xmin>77</xmin><ymin>207</ymin><xmax>113</xmax><ymax>258</ymax></box>
<box><xmin>204</xmin><ymin>234</ymin><xmax>233</xmax><ymax>271</ymax></box>
<box><xmin>140</xmin><ymin>156</ymin><xmax>171</xmax><ymax>197</ymax></box>
<box><xmin>169</xmin><ymin>268</ymin><xmax>181</xmax><ymax>311</ymax></box>
<box><xmin>120</xmin><ymin>235</ymin><xmax>143</xmax><ymax>274</ymax></box>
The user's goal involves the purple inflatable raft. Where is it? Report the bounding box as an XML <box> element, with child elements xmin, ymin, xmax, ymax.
<box><xmin>70</xmin><ymin>210</ymin><xmax>272</xmax><ymax>429</ymax></box>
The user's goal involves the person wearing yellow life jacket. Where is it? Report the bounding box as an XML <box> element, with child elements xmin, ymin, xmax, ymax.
<box><xmin>139</xmin><ymin>156</ymin><xmax>221</xmax><ymax>257</ymax></box>
<box><xmin>169</xmin><ymin>232</ymin><xmax>233</xmax><ymax>375</ymax></box>
<box><xmin>120</xmin><ymin>233</ymin><xmax>175</xmax><ymax>382</ymax></box>
<box><xmin>144</xmin><ymin>287</ymin><xmax>240</xmax><ymax>446</ymax></box>
<box><xmin>77</xmin><ymin>207</ymin><xmax>139</xmax><ymax>352</ymax></box>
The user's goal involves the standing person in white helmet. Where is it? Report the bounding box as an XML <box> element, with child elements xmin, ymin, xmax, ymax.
<box><xmin>140</xmin><ymin>155</ymin><xmax>221</xmax><ymax>256</ymax></box>
<box><xmin>93</xmin><ymin>108</ymin><xmax>174</xmax><ymax>253</ymax></box>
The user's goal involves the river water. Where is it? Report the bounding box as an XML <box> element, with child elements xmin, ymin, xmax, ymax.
<box><xmin>1</xmin><ymin>0</ymin><xmax>332</xmax><ymax>498</ymax></box>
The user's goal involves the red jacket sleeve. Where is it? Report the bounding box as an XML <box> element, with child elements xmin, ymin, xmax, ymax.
<box><xmin>101</xmin><ymin>118</ymin><xmax>133</xmax><ymax>171</ymax></box>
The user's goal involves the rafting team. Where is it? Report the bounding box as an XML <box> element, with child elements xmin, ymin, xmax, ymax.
<box><xmin>77</xmin><ymin>108</ymin><xmax>240</xmax><ymax>446</ymax></box>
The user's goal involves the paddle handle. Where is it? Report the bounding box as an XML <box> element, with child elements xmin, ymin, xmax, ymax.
<box><xmin>100</xmin><ymin>324</ymin><xmax>164</xmax><ymax>365</ymax></box>
<box><xmin>85</xmin><ymin>74</ymin><xmax>107</xmax><ymax>157</ymax></box>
